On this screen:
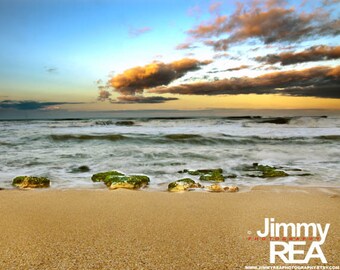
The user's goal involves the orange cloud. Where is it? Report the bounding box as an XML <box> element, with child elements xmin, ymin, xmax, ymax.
<box><xmin>109</xmin><ymin>58</ymin><xmax>211</xmax><ymax>96</ymax></box>
<box><xmin>187</xmin><ymin>0</ymin><xmax>338</xmax><ymax>51</ymax></box>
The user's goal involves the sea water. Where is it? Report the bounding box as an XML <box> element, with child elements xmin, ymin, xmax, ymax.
<box><xmin>0</xmin><ymin>116</ymin><xmax>339</xmax><ymax>190</ymax></box>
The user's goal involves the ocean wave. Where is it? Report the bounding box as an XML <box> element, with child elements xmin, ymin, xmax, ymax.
<box><xmin>50</xmin><ymin>134</ymin><xmax>126</xmax><ymax>141</ymax></box>
<box><xmin>45</xmin><ymin>133</ymin><xmax>339</xmax><ymax>145</ymax></box>
<box><xmin>316</xmin><ymin>135</ymin><xmax>340</xmax><ymax>140</ymax></box>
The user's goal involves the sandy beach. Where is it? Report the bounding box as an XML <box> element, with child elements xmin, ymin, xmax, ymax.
<box><xmin>0</xmin><ymin>186</ymin><xmax>339</xmax><ymax>269</ymax></box>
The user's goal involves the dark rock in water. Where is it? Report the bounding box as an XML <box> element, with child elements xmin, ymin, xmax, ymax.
<box><xmin>165</xmin><ymin>134</ymin><xmax>202</xmax><ymax>140</ymax></box>
<box><xmin>91</xmin><ymin>171</ymin><xmax>150</xmax><ymax>190</ymax></box>
<box><xmin>199</xmin><ymin>172</ymin><xmax>225</xmax><ymax>182</ymax></box>
<box><xmin>295</xmin><ymin>173</ymin><xmax>313</xmax><ymax>177</ymax></box>
<box><xmin>115</xmin><ymin>121</ymin><xmax>134</xmax><ymax>126</ymax></box>
<box><xmin>189</xmin><ymin>168</ymin><xmax>223</xmax><ymax>175</ymax></box>
<box><xmin>245</xmin><ymin>163</ymin><xmax>289</xmax><ymax>178</ymax></box>
<box><xmin>0</xmin><ymin>187</ymin><xmax>4</xmax><ymax>190</ymax></box>
<box><xmin>95</xmin><ymin>120</ymin><xmax>114</xmax><ymax>126</ymax></box>
<box><xmin>260</xmin><ymin>117</ymin><xmax>291</xmax><ymax>124</ymax></box>
<box><xmin>178</xmin><ymin>168</ymin><xmax>225</xmax><ymax>182</ymax></box>
<box><xmin>170</xmin><ymin>162</ymin><xmax>186</xmax><ymax>166</ymax></box>
<box><xmin>225</xmin><ymin>174</ymin><xmax>237</xmax><ymax>179</ymax></box>
<box><xmin>168</xmin><ymin>178</ymin><xmax>202</xmax><ymax>192</ymax></box>
<box><xmin>12</xmin><ymin>176</ymin><xmax>50</xmax><ymax>188</ymax></box>
<box><xmin>71</xmin><ymin>165</ymin><xmax>90</xmax><ymax>173</ymax></box>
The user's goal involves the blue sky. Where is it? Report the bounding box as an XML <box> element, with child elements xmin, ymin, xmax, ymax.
<box><xmin>0</xmin><ymin>0</ymin><xmax>339</xmax><ymax>113</ymax></box>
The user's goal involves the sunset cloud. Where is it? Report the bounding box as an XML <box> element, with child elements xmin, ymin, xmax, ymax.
<box><xmin>187</xmin><ymin>0</ymin><xmax>339</xmax><ymax>51</ymax></box>
<box><xmin>0</xmin><ymin>100</ymin><xmax>84</xmax><ymax>110</ymax></box>
<box><xmin>225</xmin><ymin>65</ymin><xmax>250</xmax><ymax>71</ymax></box>
<box><xmin>255</xmin><ymin>45</ymin><xmax>340</xmax><ymax>65</ymax></box>
<box><xmin>109</xmin><ymin>58</ymin><xmax>212</xmax><ymax>96</ymax></box>
<box><xmin>149</xmin><ymin>66</ymin><xmax>340</xmax><ymax>99</ymax></box>
<box><xmin>97</xmin><ymin>58</ymin><xmax>211</xmax><ymax>104</ymax></box>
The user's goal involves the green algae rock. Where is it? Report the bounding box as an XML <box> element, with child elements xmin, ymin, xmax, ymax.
<box><xmin>12</xmin><ymin>176</ymin><xmax>50</xmax><ymax>188</ymax></box>
<box><xmin>187</xmin><ymin>168</ymin><xmax>223</xmax><ymax>176</ymax></box>
<box><xmin>92</xmin><ymin>171</ymin><xmax>150</xmax><ymax>190</ymax></box>
<box><xmin>91</xmin><ymin>171</ymin><xmax>124</xmax><ymax>183</ymax></box>
<box><xmin>199</xmin><ymin>172</ymin><xmax>225</xmax><ymax>182</ymax></box>
<box><xmin>168</xmin><ymin>178</ymin><xmax>202</xmax><ymax>192</ymax></box>
<box><xmin>178</xmin><ymin>168</ymin><xmax>225</xmax><ymax>182</ymax></box>
<box><xmin>108</xmin><ymin>175</ymin><xmax>150</xmax><ymax>190</ymax></box>
<box><xmin>245</xmin><ymin>163</ymin><xmax>289</xmax><ymax>178</ymax></box>
<box><xmin>255</xmin><ymin>164</ymin><xmax>289</xmax><ymax>178</ymax></box>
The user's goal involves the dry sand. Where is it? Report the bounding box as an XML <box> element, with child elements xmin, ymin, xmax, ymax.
<box><xmin>0</xmin><ymin>186</ymin><xmax>339</xmax><ymax>269</ymax></box>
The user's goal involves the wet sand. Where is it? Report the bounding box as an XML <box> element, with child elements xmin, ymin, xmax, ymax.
<box><xmin>0</xmin><ymin>186</ymin><xmax>339</xmax><ymax>269</ymax></box>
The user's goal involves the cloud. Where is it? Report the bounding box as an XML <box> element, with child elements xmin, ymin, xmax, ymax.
<box><xmin>44</xmin><ymin>66</ymin><xmax>58</xmax><ymax>74</ymax></box>
<box><xmin>187</xmin><ymin>0</ymin><xmax>339</xmax><ymax>51</ymax></box>
<box><xmin>175</xmin><ymin>42</ymin><xmax>198</xmax><ymax>50</ymax></box>
<box><xmin>188</xmin><ymin>5</ymin><xmax>202</xmax><ymax>17</ymax></box>
<box><xmin>110</xmin><ymin>95</ymin><xmax>178</xmax><ymax>104</ymax></box>
<box><xmin>209</xmin><ymin>2</ymin><xmax>222</xmax><ymax>13</ymax></box>
<box><xmin>255</xmin><ymin>45</ymin><xmax>340</xmax><ymax>65</ymax></box>
<box><xmin>128</xmin><ymin>26</ymin><xmax>152</xmax><ymax>37</ymax></box>
<box><xmin>149</xmin><ymin>65</ymin><xmax>340</xmax><ymax>99</ymax></box>
<box><xmin>207</xmin><ymin>65</ymin><xmax>250</xmax><ymax>73</ymax></box>
<box><xmin>0</xmin><ymin>100</ymin><xmax>85</xmax><ymax>110</ymax></box>
<box><xmin>97</xmin><ymin>88</ymin><xmax>112</xmax><ymax>101</ymax></box>
<box><xmin>108</xmin><ymin>58</ymin><xmax>212</xmax><ymax>96</ymax></box>
<box><xmin>225</xmin><ymin>65</ymin><xmax>250</xmax><ymax>71</ymax></box>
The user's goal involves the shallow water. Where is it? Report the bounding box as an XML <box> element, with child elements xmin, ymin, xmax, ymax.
<box><xmin>0</xmin><ymin>116</ymin><xmax>339</xmax><ymax>189</ymax></box>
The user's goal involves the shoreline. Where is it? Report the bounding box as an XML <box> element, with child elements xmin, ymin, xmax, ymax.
<box><xmin>0</xmin><ymin>185</ymin><xmax>339</xmax><ymax>269</ymax></box>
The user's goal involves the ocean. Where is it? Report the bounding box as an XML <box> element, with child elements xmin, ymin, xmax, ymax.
<box><xmin>0</xmin><ymin>116</ymin><xmax>339</xmax><ymax>190</ymax></box>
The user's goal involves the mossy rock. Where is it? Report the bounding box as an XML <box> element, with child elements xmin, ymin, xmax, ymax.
<box><xmin>187</xmin><ymin>168</ymin><xmax>223</xmax><ymax>175</ymax></box>
<box><xmin>168</xmin><ymin>178</ymin><xmax>202</xmax><ymax>192</ymax></box>
<box><xmin>245</xmin><ymin>163</ymin><xmax>289</xmax><ymax>178</ymax></box>
<box><xmin>108</xmin><ymin>175</ymin><xmax>150</xmax><ymax>190</ymax></box>
<box><xmin>92</xmin><ymin>171</ymin><xmax>150</xmax><ymax>190</ymax></box>
<box><xmin>12</xmin><ymin>176</ymin><xmax>50</xmax><ymax>188</ymax></box>
<box><xmin>199</xmin><ymin>170</ymin><xmax>225</xmax><ymax>182</ymax></box>
<box><xmin>91</xmin><ymin>171</ymin><xmax>125</xmax><ymax>183</ymax></box>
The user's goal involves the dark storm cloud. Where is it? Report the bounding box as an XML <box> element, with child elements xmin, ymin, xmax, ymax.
<box><xmin>255</xmin><ymin>45</ymin><xmax>340</xmax><ymax>65</ymax></box>
<box><xmin>149</xmin><ymin>66</ymin><xmax>340</xmax><ymax>99</ymax></box>
<box><xmin>111</xmin><ymin>96</ymin><xmax>178</xmax><ymax>104</ymax></box>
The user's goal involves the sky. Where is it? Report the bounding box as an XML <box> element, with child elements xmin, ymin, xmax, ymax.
<box><xmin>0</xmin><ymin>0</ymin><xmax>339</xmax><ymax>115</ymax></box>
